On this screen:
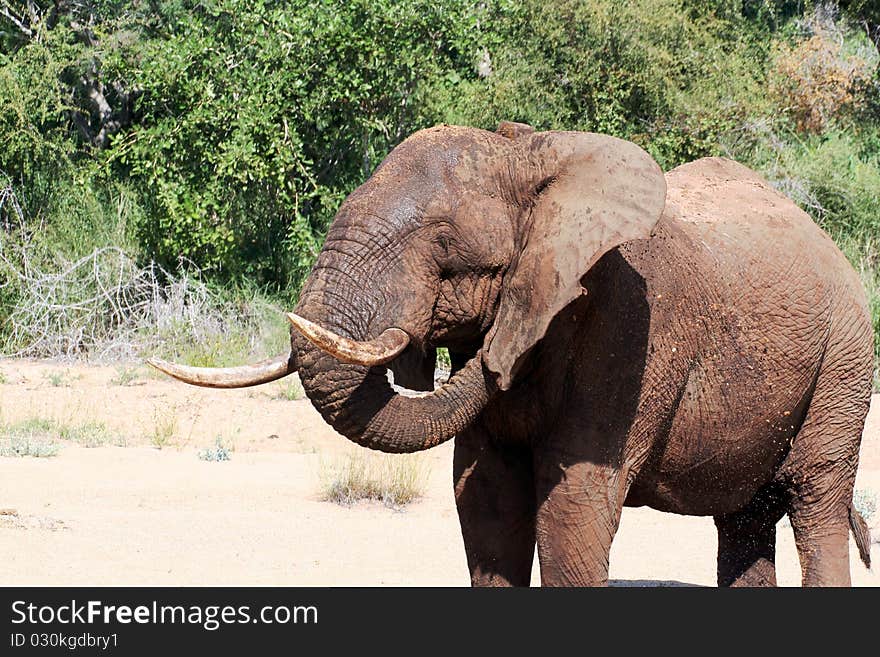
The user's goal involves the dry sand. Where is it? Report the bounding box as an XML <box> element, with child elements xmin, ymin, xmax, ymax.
<box><xmin>1</xmin><ymin>359</ymin><xmax>877</xmax><ymax>586</ymax></box>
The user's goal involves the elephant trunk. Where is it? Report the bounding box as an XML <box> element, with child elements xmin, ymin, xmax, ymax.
<box><xmin>292</xmin><ymin>309</ymin><xmax>494</xmax><ymax>454</ymax></box>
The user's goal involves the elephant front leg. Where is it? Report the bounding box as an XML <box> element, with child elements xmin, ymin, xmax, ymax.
<box><xmin>534</xmin><ymin>449</ymin><xmax>626</xmax><ymax>587</ymax></box>
<box><xmin>453</xmin><ymin>426</ymin><xmax>536</xmax><ymax>587</ymax></box>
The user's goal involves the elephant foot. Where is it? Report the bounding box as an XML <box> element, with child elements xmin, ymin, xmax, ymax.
<box><xmin>778</xmin><ymin>373</ymin><xmax>868</xmax><ymax>587</ymax></box>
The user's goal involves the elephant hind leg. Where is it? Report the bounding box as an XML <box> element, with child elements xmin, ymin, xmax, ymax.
<box><xmin>786</xmin><ymin>462</ymin><xmax>861</xmax><ymax>587</ymax></box>
<box><xmin>714</xmin><ymin>484</ymin><xmax>787</xmax><ymax>587</ymax></box>
<box><xmin>779</xmin><ymin>355</ymin><xmax>872</xmax><ymax>586</ymax></box>
<box><xmin>788</xmin><ymin>504</ymin><xmax>854</xmax><ymax>586</ymax></box>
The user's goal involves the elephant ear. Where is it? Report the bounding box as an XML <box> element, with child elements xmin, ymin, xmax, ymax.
<box><xmin>483</xmin><ymin>132</ymin><xmax>666</xmax><ymax>390</ymax></box>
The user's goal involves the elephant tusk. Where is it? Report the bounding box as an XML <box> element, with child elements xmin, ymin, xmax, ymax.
<box><xmin>146</xmin><ymin>353</ymin><xmax>295</xmax><ymax>388</ymax></box>
<box><xmin>286</xmin><ymin>313</ymin><xmax>410</xmax><ymax>366</ymax></box>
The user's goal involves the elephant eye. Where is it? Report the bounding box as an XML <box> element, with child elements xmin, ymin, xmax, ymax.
<box><xmin>435</xmin><ymin>235</ymin><xmax>450</xmax><ymax>255</ymax></box>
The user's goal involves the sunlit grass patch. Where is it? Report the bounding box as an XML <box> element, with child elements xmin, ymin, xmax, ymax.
<box><xmin>58</xmin><ymin>421</ymin><xmax>113</xmax><ymax>447</ymax></box>
<box><xmin>0</xmin><ymin>416</ymin><xmax>116</xmax><ymax>451</ymax></box>
<box><xmin>43</xmin><ymin>370</ymin><xmax>77</xmax><ymax>387</ymax></box>
<box><xmin>0</xmin><ymin>436</ymin><xmax>59</xmax><ymax>458</ymax></box>
<box><xmin>319</xmin><ymin>452</ymin><xmax>428</xmax><ymax>507</ymax></box>
<box><xmin>110</xmin><ymin>365</ymin><xmax>142</xmax><ymax>386</ymax></box>
<box><xmin>272</xmin><ymin>377</ymin><xmax>305</xmax><ymax>401</ymax></box>
<box><xmin>149</xmin><ymin>407</ymin><xmax>178</xmax><ymax>449</ymax></box>
<box><xmin>0</xmin><ymin>418</ymin><xmax>60</xmax><ymax>457</ymax></box>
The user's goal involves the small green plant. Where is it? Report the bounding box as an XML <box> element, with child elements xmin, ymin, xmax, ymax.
<box><xmin>0</xmin><ymin>371</ymin><xmax>7</xmax><ymax>384</ymax></box>
<box><xmin>0</xmin><ymin>418</ymin><xmax>61</xmax><ymax>457</ymax></box>
<box><xmin>0</xmin><ymin>417</ymin><xmax>117</xmax><ymax>449</ymax></box>
<box><xmin>198</xmin><ymin>436</ymin><xmax>232</xmax><ymax>462</ymax></box>
<box><xmin>44</xmin><ymin>370</ymin><xmax>75</xmax><ymax>387</ymax></box>
<box><xmin>320</xmin><ymin>452</ymin><xmax>428</xmax><ymax>507</ymax></box>
<box><xmin>0</xmin><ymin>437</ymin><xmax>59</xmax><ymax>458</ymax></box>
<box><xmin>3</xmin><ymin>417</ymin><xmax>56</xmax><ymax>436</ymax></box>
<box><xmin>59</xmin><ymin>421</ymin><xmax>113</xmax><ymax>448</ymax></box>
<box><xmin>150</xmin><ymin>408</ymin><xmax>178</xmax><ymax>449</ymax></box>
<box><xmin>273</xmin><ymin>377</ymin><xmax>305</xmax><ymax>401</ymax></box>
<box><xmin>111</xmin><ymin>365</ymin><xmax>141</xmax><ymax>386</ymax></box>
<box><xmin>853</xmin><ymin>488</ymin><xmax>876</xmax><ymax>522</ymax></box>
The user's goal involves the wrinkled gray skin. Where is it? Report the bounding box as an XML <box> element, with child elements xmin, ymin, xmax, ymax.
<box><xmin>177</xmin><ymin>123</ymin><xmax>876</xmax><ymax>586</ymax></box>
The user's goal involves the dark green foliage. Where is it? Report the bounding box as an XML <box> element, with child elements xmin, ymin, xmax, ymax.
<box><xmin>120</xmin><ymin>0</ymin><xmax>497</xmax><ymax>290</ymax></box>
<box><xmin>1</xmin><ymin>0</ymin><xmax>496</xmax><ymax>292</ymax></box>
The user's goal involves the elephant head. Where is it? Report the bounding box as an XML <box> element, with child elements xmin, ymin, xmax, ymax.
<box><xmin>149</xmin><ymin>123</ymin><xmax>666</xmax><ymax>453</ymax></box>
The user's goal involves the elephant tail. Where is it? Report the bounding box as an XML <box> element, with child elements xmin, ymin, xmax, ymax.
<box><xmin>848</xmin><ymin>504</ymin><xmax>872</xmax><ymax>569</ymax></box>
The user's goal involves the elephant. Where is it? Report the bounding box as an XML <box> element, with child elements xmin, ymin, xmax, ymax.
<box><xmin>150</xmin><ymin>122</ymin><xmax>874</xmax><ymax>587</ymax></box>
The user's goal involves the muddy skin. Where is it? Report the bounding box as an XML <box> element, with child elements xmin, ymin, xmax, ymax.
<box><xmin>157</xmin><ymin>124</ymin><xmax>873</xmax><ymax>586</ymax></box>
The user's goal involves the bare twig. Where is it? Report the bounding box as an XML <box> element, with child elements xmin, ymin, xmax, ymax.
<box><xmin>0</xmin><ymin>2</ymin><xmax>34</xmax><ymax>37</ymax></box>
<box><xmin>0</xmin><ymin>236</ymin><xmax>281</xmax><ymax>361</ymax></box>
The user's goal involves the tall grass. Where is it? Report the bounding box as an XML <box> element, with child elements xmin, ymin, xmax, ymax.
<box><xmin>848</xmin><ymin>242</ymin><xmax>880</xmax><ymax>389</ymax></box>
<box><xmin>319</xmin><ymin>452</ymin><xmax>429</xmax><ymax>507</ymax></box>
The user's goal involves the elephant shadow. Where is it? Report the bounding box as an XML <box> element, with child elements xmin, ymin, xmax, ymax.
<box><xmin>609</xmin><ymin>579</ymin><xmax>704</xmax><ymax>587</ymax></box>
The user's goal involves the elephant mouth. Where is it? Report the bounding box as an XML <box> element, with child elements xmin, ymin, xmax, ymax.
<box><xmin>148</xmin><ymin>311</ymin><xmax>497</xmax><ymax>454</ymax></box>
<box><xmin>288</xmin><ymin>311</ymin><xmax>484</xmax><ymax>392</ymax></box>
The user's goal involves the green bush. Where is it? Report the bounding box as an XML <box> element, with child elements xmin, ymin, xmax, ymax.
<box><xmin>426</xmin><ymin>0</ymin><xmax>774</xmax><ymax>169</ymax></box>
<box><xmin>97</xmin><ymin>0</ymin><xmax>494</xmax><ymax>291</ymax></box>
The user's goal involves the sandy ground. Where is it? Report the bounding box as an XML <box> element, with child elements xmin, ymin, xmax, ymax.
<box><xmin>0</xmin><ymin>358</ymin><xmax>877</xmax><ymax>587</ymax></box>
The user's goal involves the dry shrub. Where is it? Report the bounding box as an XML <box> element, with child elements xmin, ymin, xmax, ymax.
<box><xmin>319</xmin><ymin>452</ymin><xmax>428</xmax><ymax>507</ymax></box>
<box><xmin>0</xmin><ymin>241</ymin><xmax>286</xmax><ymax>363</ymax></box>
<box><xmin>1</xmin><ymin>245</ymin><xmax>204</xmax><ymax>359</ymax></box>
<box><xmin>771</xmin><ymin>8</ymin><xmax>877</xmax><ymax>133</ymax></box>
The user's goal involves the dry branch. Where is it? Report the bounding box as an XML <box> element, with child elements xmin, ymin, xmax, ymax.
<box><xmin>0</xmin><ymin>231</ymin><xmax>278</xmax><ymax>361</ymax></box>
